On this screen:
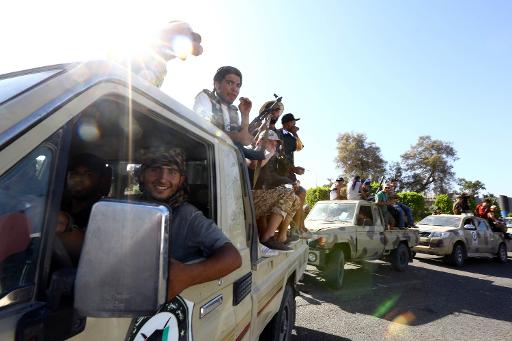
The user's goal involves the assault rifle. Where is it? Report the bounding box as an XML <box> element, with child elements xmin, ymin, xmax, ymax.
<box><xmin>248</xmin><ymin>94</ymin><xmax>283</xmax><ymax>138</ymax></box>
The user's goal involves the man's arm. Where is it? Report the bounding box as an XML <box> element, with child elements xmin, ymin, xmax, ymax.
<box><xmin>227</xmin><ymin>97</ymin><xmax>253</xmax><ymax>146</ymax></box>
<box><xmin>193</xmin><ymin>91</ymin><xmax>214</xmax><ymax>121</ymax></box>
<box><xmin>167</xmin><ymin>243</ymin><xmax>242</xmax><ymax>300</ymax></box>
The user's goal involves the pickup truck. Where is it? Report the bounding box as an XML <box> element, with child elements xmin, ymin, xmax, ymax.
<box><xmin>413</xmin><ymin>214</ymin><xmax>508</xmax><ymax>267</ymax></box>
<box><xmin>0</xmin><ymin>61</ymin><xmax>308</xmax><ymax>341</ymax></box>
<box><xmin>305</xmin><ymin>200</ymin><xmax>419</xmax><ymax>289</ymax></box>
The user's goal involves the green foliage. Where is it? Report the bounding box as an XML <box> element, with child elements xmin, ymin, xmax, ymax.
<box><xmin>400</xmin><ymin>136</ymin><xmax>458</xmax><ymax>194</ymax></box>
<box><xmin>508</xmin><ymin>212</ymin><xmax>512</xmax><ymax>217</ymax></box>
<box><xmin>397</xmin><ymin>192</ymin><xmax>426</xmax><ymax>221</ymax></box>
<box><xmin>433</xmin><ymin>194</ymin><xmax>453</xmax><ymax>214</ymax></box>
<box><xmin>457</xmin><ymin>178</ymin><xmax>486</xmax><ymax>197</ymax></box>
<box><xmin>370</xmin><ymin>181</ymin><xmax>382</xmax><ymax>195</ymax></box>
<box><xmin>306</xmin><ymin>186</ymin><xmax>330</xmax><ymax>208</ymax></box>
<box><xmin>335</xmin><ymin>132</ymin><xmax>386</xmax><ymax>180</ymax></box>
<box><xmin>468</xmin><ymin>196</ymin><xmax>477</xmax><ymax>212</ymax></box>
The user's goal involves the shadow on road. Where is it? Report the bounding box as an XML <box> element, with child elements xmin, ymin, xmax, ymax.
<box><xmin>299</xmin><ymin>259</ymin><xmax>512</xmax><ymax>327</ymax></box>
<box><xmin>293</xmin><ymin>326</ymin><xmax>351</xmax><ymax>341</ymax></box>
<box><xmin>414</xmin><ymin>254</ymin><xmax>512</xmax><ymax>279</ymax></box>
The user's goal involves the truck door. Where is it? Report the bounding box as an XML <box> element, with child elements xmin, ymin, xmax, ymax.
<box><xmin>476</xmin><ymin>219</ymin><xmax>494</xmax><ymax>253</ymax></box>
<box><xmin>0</xmin><ymin>134</ymin><xmax>70</xmax><ymax>341</ymax></box>
<box><xmin>0</xmin><ymin>66</ymin><xmax>92</xmax><ymax>340</ymax></box>
<box><xmin>356</xmin><ymin>205</ymin><xmax>384</xmax><ymax>259</ymax></box>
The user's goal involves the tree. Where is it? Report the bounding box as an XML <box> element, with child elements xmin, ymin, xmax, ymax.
<box><xmin>386</xmin><ymin>161</ymin><xmax>403</xmax><ymax>182</ymax></box>
<box><xmin>397</xmin><ymin>192</ymin><xmax>427</xmax><ymax>221</ymax></box>
<box><xmin>335</xmin><ymin>132</ymin><xmax>386</xmax><ymax>180</ymax></box>
<box><xmin>457</xmin><ymin>178</ymin><xmax>486</xmax><ymax>197</ymax></box>
<box><xmin>400</xmin><ymin>136</ymin><xmax>458</xmax><ymax>194</ymax></box>
<box><xmin>433</xmin><ymin>194</ymin><xmax>453</xmax><ymax>214</ymax></box>
<box><xmin>305</xmin><ymin>186</ymin><xmax>330</xmax><ymax>208</ymax></box>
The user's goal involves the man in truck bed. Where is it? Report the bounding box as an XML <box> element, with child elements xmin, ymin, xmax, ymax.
<box><xmin>137</xmin><ymin>147</ymin><xmax>242</xmax><ymax>299</ymax></box>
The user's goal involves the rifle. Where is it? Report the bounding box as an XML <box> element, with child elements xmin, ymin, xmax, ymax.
<box><xmin>248</xmin><ymin>94</ymin><xmax>283</xmax><ymax>137</ymax></box>
<box><xmin>252</xmin><ymin>94</ymin><xmax>282</xmax><ymax>188</ymax></box>
<box><xmin>376</xmin><ymin>176</ymin><xmax>386</xmax><ymax>194</ymax></box>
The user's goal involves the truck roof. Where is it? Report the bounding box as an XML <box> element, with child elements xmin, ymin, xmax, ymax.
<box><xmin>0</xmin><ymin>60</ymin><xmax>233</xmax><ymax>148</ymax></box>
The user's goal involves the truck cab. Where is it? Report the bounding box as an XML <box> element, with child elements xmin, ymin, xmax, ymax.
<box><xmin>0</xmin><ymin>61</ymin><xmax>308</xmax><ymax>341</ymax></box>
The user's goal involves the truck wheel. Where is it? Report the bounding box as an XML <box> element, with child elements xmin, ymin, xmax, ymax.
<box><xmin>324</xmin><ymin>249</ymin><xmax>345</xmax><ymax>289</ymax></box>
<box><xmin>390</xmin><ymin>243</ymin><xmax>409</xmax><ymax>272</ymax></box>
<box><xmin>260</xmin><ymin>283</ymin><xmax>296</xmax><ymax>341</ymax></box>
<box><xmin>496</xmin><ymin>243</ymin><xmax>508</xmax><ymax>263</ymax></box>
<box><xmin>450</xmin><ymin>243</ymin><xmax>466</xmax><ymax>267</ymax></box>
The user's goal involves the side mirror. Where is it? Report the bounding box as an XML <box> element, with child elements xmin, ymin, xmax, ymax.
<box><xmin>74</xmin><ymin>200</ymin><xmax>170</xmax><ymax>317</ymax></box>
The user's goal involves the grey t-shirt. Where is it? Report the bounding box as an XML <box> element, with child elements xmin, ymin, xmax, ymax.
<box><xmin>170</xmin><ymin>202</ymin><xmax>230</xmax><ymax>263</ymax></box>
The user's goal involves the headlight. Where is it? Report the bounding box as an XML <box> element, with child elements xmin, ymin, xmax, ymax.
<box><xmin>430</xmin><ymin>231</ymin><xmax>450</xmax><ymax>238</ymax></box>
<box><xmin>314</xmin><ymin>234</ymin><xmax>333</xmax><ymax>247</ymax></box>
<box><xmin>317</xmin><ymin>236</ymin><xmax>328</xmax><ymax>247</ymax></box>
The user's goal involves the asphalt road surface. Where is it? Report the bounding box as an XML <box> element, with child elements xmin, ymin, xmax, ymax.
<box><xmin>293</xmin><ymin>253</ymin><xmax>512</xmax><ymax>341</ymax></box>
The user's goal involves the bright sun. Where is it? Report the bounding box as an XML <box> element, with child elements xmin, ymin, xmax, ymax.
<box><xmin>2</xmin><ymin>0</ymin><xmax>200</xmax><ymax>73</ymax></box>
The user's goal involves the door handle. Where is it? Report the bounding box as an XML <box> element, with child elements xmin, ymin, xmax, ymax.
<box><xmin>200</xmin><ymin>294</ymin><xmax>223</xmax><ymax>319</ymax></box>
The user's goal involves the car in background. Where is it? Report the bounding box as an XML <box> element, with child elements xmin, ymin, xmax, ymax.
<box><xmin>414</xmin><ymin>214</ymin><xmax>508</xmax><ymax>267</ymax></box>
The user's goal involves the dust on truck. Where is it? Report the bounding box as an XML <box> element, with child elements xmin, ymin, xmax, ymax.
<box><xmin>0</xmin><ymin>61</ymin><xmax>308</xmax><ymax>341</ymax></box>
<box><xmin>305</xmin><ymin>200</ymin><xmax>419</xmax><ymax>289</ymax></box>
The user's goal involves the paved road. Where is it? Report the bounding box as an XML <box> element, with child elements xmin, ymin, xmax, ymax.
<box><xmin>293</xmin><ymin>253</ymin><xmax>512</xmax><ymax>341</ymax></box>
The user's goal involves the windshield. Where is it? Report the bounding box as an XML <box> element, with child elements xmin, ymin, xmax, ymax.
<box><xmin>418</xmin><ymin>215</ymin><xmax>462</xmax><ymax>228</ymax></box>
<box><xmin>504</xmin><ymin>218</ymin><xmax>512</xmax><ymax>228</ymax></box>
<box><xmin>0</xmin><ymin>68</ymin><xmax>63</xmax><ymax>105</ymax></box>
<box><xmin>307</xmin><ymin>202</ymin><xmax>356</xmax><ymax>222</ymax></box>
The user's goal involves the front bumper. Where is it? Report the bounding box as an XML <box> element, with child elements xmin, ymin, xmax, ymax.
<box><xmin>413</xmin><ymin>237</ymin><xmax>452</xmax><ymax>256</ymax></box>
<box><xmin>307</xmin><ymin>248</ymin><xmax>330</xmax><ymax>266</ymax></box>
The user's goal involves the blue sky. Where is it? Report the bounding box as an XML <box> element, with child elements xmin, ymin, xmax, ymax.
<box><xmin>3</xmin><ymin>1</ymin><xmax>512</xmax><ymax>196</ymax></box>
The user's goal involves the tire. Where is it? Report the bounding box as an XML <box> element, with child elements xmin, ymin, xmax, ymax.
<box><xmin>324</xmin><ymin>249</ymin><xmax>345</xmax><ymax>289</ymax></box>
<box><xmin>259</xmin><ymin>283</ymin><xmax>296</xmax><ymax>341</ymax></box>
<box><xmin>390</xmin><ymin>243</ymin><xmax>409</xmax><ymax>272</ymax></box>
<box><xmin>450</xmin><ymin>243</ymin><xmax>466</xmax><ymax>267</ymax></box>
<box><xmin>496</xmin><ymin>243</ymin><xmax>508</xmax><ymax>263</ymax></box>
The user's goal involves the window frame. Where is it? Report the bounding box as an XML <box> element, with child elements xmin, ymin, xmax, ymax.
<box><xmin>0</xmin><ymin>127</ymin><xmax>71</xmax><ymax>310</ymax></box>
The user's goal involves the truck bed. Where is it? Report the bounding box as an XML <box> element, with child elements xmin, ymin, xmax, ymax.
<box><xmin>383</xmin><ymin>228</ymin><xmax>419</xmax><ymax>251</ymax></box>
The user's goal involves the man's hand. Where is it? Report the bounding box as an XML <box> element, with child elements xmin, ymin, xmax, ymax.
<box><xmin>159</xmin><ymin>21</ymin><xmax>203</xmax><ymax>60</ymax></box>
<box><xmin>56</xmin><ymin>211</ymin><xmax>70</xmax><ymax>233</ymax></box>
<box><xmin>238</xmin><ymin>97</ymin><xmax>252</xmax><ymax>117</ymax></box>
<box><xmin>167</xmin><ymin>258</ymin><xmax>192</xmax><ymax>300</ymax></box>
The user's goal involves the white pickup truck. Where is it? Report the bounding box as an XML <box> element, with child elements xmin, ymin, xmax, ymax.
<box><xmin>305</xmin><ymin>200</ymin><xmax>419</xmax><ymax>289</ymax></box>
<box><xmin>0</xmin><ymin>61</ymin><xmax>308</xmax><ymax>341</ymax></box>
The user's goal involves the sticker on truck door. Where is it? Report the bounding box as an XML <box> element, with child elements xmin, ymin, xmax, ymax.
<box><xmin>471</xmin><ymin>231</ymin><xmax>478</xmax><ymax>245</ymax></box>
<box><xmin>128</xmin><ymin>296</ymin><xmax>193</xmax><ymax>341</ymax></box>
